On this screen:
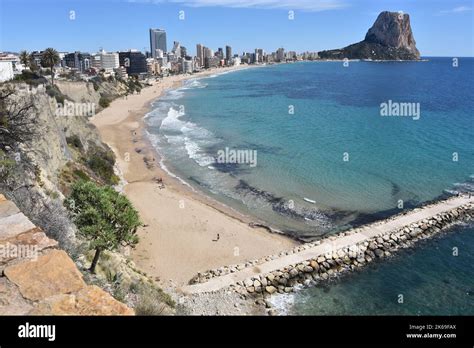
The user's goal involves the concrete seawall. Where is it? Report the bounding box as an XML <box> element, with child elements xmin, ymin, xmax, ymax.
<box><xmin>183</xmin><ymin>195</ymin><xmax>474</xmax><ymax>296</ymax></box>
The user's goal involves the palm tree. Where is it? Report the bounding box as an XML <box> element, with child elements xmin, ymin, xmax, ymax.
<box><xmin>19</xmin><ymin>50</ymin><xmax>30</xmax><ymax>67</ymax></box>
<box><xmin>19</xmin><ymin>50</ymin><xmax>37</xmax><ymax>71</ymax></box>
<box><xmin>41</xmin><ymin>48</ymin><xmax>60</xmax><ymax>85</ymax></box>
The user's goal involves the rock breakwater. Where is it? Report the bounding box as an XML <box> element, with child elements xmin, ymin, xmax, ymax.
<box><xmin>187</xmin><ymin>196</ymin><xmax>473</xmax><ymax>299</ymax></box>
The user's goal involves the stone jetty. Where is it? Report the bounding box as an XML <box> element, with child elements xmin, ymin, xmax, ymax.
<box><xmin>184</xmin><ymin>195</ymin><xmax>473</xmax><ymax>296</ymax></box>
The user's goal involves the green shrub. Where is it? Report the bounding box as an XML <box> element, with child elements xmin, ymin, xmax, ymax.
<box><xmin>72</xmin><ymin>169</ymin><xmax>90</xmax><ymax>181</ymax></box>
<box><xmin>13</xmin><ymin>70</ymin><xmax>47</xmax><ymax>86</ymax></box>
<box><xmin>64</xmin><ymin>181</ymin><xmax>141</xmax><ymax>274</ymax></box>
<box><xmin>85</xmin><ymin>145</ymin><xmax>118</xmax><ymax>185</ymax></box>
<box><xmin>46</xmin><ymin>84</ymin><xmax>67</xmax><ymax>104</ymax></box>
<box><xmin>0</xmin><ymin>150</ymin><xmax>16</xmax><ymax>182</ymax></box>
<box><xmin>66</xmin><ymin>134</ymin><xmax>83</xmax><ymax>150</ymax></box>
<box><xmin>99</xmin><ymin>96</ymin><xmax>110</xmax><ymax>108</ymax></box>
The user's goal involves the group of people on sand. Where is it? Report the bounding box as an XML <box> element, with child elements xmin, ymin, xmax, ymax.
<box><xmin>154</xmin><ymin>176</ymin><xmax>165</xmax><ymax>189</ymax></box>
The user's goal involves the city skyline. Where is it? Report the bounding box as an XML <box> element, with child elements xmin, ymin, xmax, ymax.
<box><xmin>1</xmin><ymin>0</ymin><xmax>473</xmax><ymax>57</ymax></box>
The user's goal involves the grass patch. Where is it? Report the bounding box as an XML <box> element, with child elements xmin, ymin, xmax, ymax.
<box><xmin>133</xmin><ymin>281</ymin><xmax>175</xmax><ymax>315</ymax></box>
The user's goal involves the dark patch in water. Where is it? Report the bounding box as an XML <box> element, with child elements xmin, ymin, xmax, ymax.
<box><xmin>226</xmin><ymin>92</ymin><xmax>275</xmax><ymax>99</ymax></box>
<box><xmin>391</xmin><ymin>182</ymin><xmax>401</xmax><ymax>196</ymax></box>
<box><xmin>211</xmin><ymin>162</ymin><xmax>251</xmax><ymax>175</ymax></box>
<box><xmin>235</xmin><ymin>180</ymin><xmax>334</xmax><ymax>226</ymax></box>
<box><xmin>235</xmin><ymin>180</ymin><xmax>282</xmax><ymax>204</ymax></box>
<box><xmin>188</xmin><ymin>176</ymin><xmax>212</xmax><ymax>189</ymax></box>
<box><xmin>238</xmin><ymin>141</ymin><xmax>283</xmax><ymax>155</ymax></box>
<box><xmin>346</xmin><ymin>186</ymin><xmax>463</xmax><ymax>229</ymax></box>
<box><xmin>348</xmin><ymin>199</ymin><xmax>419</xmax><ymax>228</ymax></box>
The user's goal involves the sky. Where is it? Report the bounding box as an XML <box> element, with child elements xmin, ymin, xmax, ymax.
<box><xmin>0</xmin><ymin>0</ymin><xmax>473</xmax><ymax>57</ymax></box>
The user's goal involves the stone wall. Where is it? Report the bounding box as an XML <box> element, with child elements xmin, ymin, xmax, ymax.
<box><xmin>0</xmin><ymin>194</ymin><xmax>134</xmax><ymax>315</ymax></box>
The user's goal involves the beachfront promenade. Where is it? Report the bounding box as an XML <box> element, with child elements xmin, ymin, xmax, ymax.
<box><xmin>183</xmin><ymin>195</ymin><xmax>474</xmax><ymax>294</ymax></box>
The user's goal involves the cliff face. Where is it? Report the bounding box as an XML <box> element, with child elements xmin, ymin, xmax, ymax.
<box><xmin>319</xmin><ymin>11</ymin><xmax>420</xmax><ymax>60</ymax></box>
<box><xmin>0</xmin><ymin>79</ymin><xmax>175</xmax><ymax>316</ymax></box>
<box><xmin>0</xmin><ymin>79</ymin><xmax>128</xmax><ymax>250</ymax></box>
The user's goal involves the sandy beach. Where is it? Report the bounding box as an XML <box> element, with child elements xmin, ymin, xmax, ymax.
<box><xmin>90</xmin><ymin>65</ymin><xmax>297</xmax><ymax>288</ymax></box>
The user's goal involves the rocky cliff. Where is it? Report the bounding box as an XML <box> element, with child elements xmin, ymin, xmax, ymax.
<box><xmin>0</xmin><ymin>194</ymin><xmax>134</xmax><ymax>315</ymax></box>
<box><xmin>0</xmin><ymin>78</ymin><xmax>174</xmax><ymax>316</ymax></box>
<box><xmin>319</xmin><ymin>11</ymin><xmax>420</xmax><ymax>60</ymax></box>
<box><xmin>0</xmin><ymin>78</ymin><xmax>128</xmax><ymax>250</ymax></box>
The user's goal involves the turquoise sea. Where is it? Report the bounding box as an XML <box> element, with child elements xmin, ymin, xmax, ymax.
<box><xmin>145</xmin><ymin>58</ymin><xmax>474</xmax><ymax>314</ymax></box>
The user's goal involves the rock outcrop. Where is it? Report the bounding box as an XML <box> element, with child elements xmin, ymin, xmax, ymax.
<box><xmin>319</xmin><ymin>11</ymin><xmax>420</xmax><ymax>60</ymax></box>
<box><xmin>0</xmin><ymin>194</ymin><xmax>134</xmax><ymax>315</ymax></box>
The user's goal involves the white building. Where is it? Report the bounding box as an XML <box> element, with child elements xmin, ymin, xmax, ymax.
<box><xmin>231</xmin><ymin>57</ymin><xmax>241</xmax><ymax>66</ymax></box>
<box><xmin>155</xmin><ymin>49</ymin><xmax>164</xmax><ymax>58</ymax></box>
<box><xmin>172</xmin><ymin>41</ymin><xmax>181</xmax><ymax>58</ymax></box>
<box><xmin>0</xmin><ymin>61</ymin><xmax>14</xmax><ymax>82</ymax></box>
<box><xmin>181</xmin><ymin>59</ymin><xmax>193</xmax><ymax>74</ymax></box>
<box><xmin>99</xmin><ymin>50</ymin><xmax>119</xmax><ymax>72</ymax></box>
<box><xmin>91</xmin><ymin>54</ymin><xmax>102</xmax><ymax>70</ymax></box>
<box><xmin>167</xmin><ymin>52</ymin><xmax>178</xmax><ymax>63</ymax></box>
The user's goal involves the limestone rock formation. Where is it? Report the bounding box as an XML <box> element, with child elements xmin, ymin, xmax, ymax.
<box><xmin>29</xmin><ymin>286</ymin><xmax>134</xmax><ymax>315</ymax></box>
<box><xmin>3</xmin><ymin>250</ymin><xmax>86</xmax><ymax>301</ymax></box>
<box><xmin>319</xmin><ymin>11</ymin><xmax>420</xmax><ymax>60</ymax></box>
<box><xmin>0</xmin><ymin>195</ymin><xmax>134</xmax><ymax>315</ymax></box>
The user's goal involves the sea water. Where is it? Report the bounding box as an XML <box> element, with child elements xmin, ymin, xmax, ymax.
<box><xmin>145</xmin><ymin>58</ymin><xmax>473</xmax><ymax>314</ymax></box>
<box><xmin>146</xmin><ymin>58</ymin><xmax>473</xmax><ymax>239</ymax></box>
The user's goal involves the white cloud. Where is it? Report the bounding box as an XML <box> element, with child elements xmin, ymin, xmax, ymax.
<box><xmin>127</xmin><ymin>0</ymin><xmax>348</xmax><ymax>12</ymax></box>
<box><xmin>439</xmin><ymin>6</ymin><xmax>472</xmax><ymax>14</ymax></box>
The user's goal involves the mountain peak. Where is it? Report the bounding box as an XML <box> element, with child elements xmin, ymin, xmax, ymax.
<box><xmin>364</xmin><ymin>11</ymin><xmax>419</xmax><ymax>56</ymax></box>
<box><xmin>319</xmin><ymin>11</ymin><xmax>421</xmax><ymax>60</ymax></box>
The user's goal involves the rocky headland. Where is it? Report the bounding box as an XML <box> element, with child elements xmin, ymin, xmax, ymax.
<box><xmin>319</xmin><ymin>11</ymin><xmax>421</xmax><ymax>60</ymax></box>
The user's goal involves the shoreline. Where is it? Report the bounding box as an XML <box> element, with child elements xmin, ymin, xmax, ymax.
<box><xmin>90</xmin><ymin>64</ymin><xmax>297</xmax><ymax>290</ymax></box>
